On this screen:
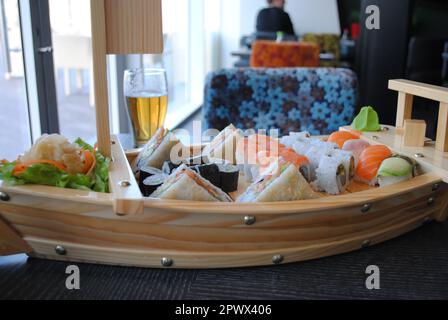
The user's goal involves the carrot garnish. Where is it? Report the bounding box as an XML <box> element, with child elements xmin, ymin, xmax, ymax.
<box><xmin>12</xmin><ymin>160</ymin><xmax>67</xmax><ymax>177</ymax></box>
<box><xmin>82</xmin><ymin>150</ymin><xmax>94</xmax><ymax>174</ymax></box>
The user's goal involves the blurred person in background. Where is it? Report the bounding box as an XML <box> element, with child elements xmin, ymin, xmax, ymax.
<box><xmin>256</xmin><ymin>0</ymin><xmax>295</xmax><ymax>35</ymax></box>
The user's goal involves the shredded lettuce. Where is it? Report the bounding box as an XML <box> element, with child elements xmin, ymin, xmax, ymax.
<box><xmin>0</xmin><ymin>139</ymin><xmax>110</xmax><ymax>193</ymax></box>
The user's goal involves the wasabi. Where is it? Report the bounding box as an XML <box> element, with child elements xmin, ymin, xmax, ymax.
<box><xmin>351</xmin><ymin>106</ymin><xmax>381</xmax><ymax>132</ymax></box>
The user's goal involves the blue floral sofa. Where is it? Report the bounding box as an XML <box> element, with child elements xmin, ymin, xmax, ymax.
<box><xmin>203</xmin><ymin>68</ymin><xmax>358</xmax><ymax>136</ymax></box>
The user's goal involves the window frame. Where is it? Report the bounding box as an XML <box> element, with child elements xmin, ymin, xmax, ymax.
<box><xmin>19</xmin><ymin>0</ymin><xmax>59</xmax><ymax>136</ymax></box>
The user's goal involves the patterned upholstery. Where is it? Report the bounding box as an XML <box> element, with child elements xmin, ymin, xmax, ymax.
<box><xmin>203</xmin><ymin>68</ymin><xmax>358</xmax><ymax>136</ymax></box>
<box><xmin>302</xmin><ymin>33</ymin><xmax>341</xmax><ymax>67</ymax></box>
<box><xmin>250</xmin><ymin>40</ymin><xmax>320</xmax><ymax>68</ymax></box>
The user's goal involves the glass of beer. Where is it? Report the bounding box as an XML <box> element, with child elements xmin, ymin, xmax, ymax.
<box><xmin>124</xmin><ymin>68</ymin><xmax>168</xmax><ymax>148</ymax></box>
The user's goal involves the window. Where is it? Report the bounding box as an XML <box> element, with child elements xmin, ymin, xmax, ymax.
<box><xmin>140</xmin><ymin>0</ymin><xmax>222</xmax><ymax>129</ymax></box>
<box><xmin>49</xmin><ymin>0</ymin><xmax>96</xmax><ymax>142</ymax></box>
<box><xmin>0</xmin><ymin>0</ymin><xmax>228</xmax><ymax>160</ymax></box>
<box><xmin>0</xmin><ymin>0</ymin><xmax>32</xmax><ymax>160</ymax></box>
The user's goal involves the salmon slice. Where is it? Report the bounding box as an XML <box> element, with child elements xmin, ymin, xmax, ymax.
<box><xmin>356</xmin><ymin>145</ymin><xmax>392</xmax><ymax>181</ymax></box>
<box><xmin>328</xmin><ymin>131</ymin><xmax>360</xmax><ymax>148</ymax></box>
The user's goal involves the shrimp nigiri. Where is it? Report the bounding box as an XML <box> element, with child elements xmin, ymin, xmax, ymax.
<box><xmin>355</xmin><ymin>145</ymin><xmax>392</xmax><ymax>185</ymax></box>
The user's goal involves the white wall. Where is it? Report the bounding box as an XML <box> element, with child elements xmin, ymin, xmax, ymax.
<box><xmin>240</xmin><ymin>0</ymin><xmax>266</xmax><ymax>36</ymax></box>
<box><xmin>239</xmin><ymin>0</ymin><xmax>341</xmax><ymax>36</ymax></box>
<box><xmin>219</xmin><ymin>0</ymin><xmax>341</xmax><ymax>68</ymax></box>
<box><xmin>220</xmin><ymin>0</ymin><xmax>242</xmax><ymax>68</ymax></box>
<box><xmin>286</xmin><ymin>0</ymin><xmax>340</xmax><ymax>35</ymax></box>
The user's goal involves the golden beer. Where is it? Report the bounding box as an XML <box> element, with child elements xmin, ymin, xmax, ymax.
<box><xmin>126</xmin><ymin>95</ymin><xmax>168</xmax><ymax>147</ymax></box>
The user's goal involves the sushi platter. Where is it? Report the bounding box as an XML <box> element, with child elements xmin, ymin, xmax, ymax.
<box><xmin>1</xmin><ymin>78</ymin><xmax>447</xmax><ymax>269</ymax></box>
<box><xmin>1</xmin><ymin>0</ymin><xmax>448</xmax><ymax>269</ymax></box>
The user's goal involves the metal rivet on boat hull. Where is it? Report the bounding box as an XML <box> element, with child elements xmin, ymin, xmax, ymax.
<box><xmin>432</xmin><ymin>184</ymin><xmax>440</xmax><ymax>192</ymax></box>
<box><xmin>427</xmin><ymin>197</ymin><xmax>435</xmax><ymax>206</ymax></box>
<box><xmin>161</xmin><ymin>257</ymin><xmax>173</xmax><ymax>267</ymax></box>
<box><xmin>111</xmin><ymin>140</ymin><xmax>116</xmax><ymax>145</ymax></box>
<box><xmin>0</xmin><ymin>192</ymin><xmax>10</xmax><ymax>202</ymax></box>
<box><xmin>415</xmin><ymin>153</ymin><xmax>425</xmax><ymax>158</ymax></box>
<box><xmin>382</xmin><ymin>126</ymin><xmax>390</xmax><ymax>132</ymax></box>
<box><xmin>362</xmin><ymin>240</ymin><xmax>371</xmax><ymax>249</ymax></box>
<box><xmin>361</xmin><ymin>204</ymin><xmax>372</xmax><ymax>213</ymax></box>
<box><xmin>423</xmin><ymin>217</ymin><xmax>432</xmax><ymax>225</ymax></box>
<box><xmin>55</xmin><ymin>245</ymin><xmax>67</xmax><ymax>256</ymax></box>
<box><xmin>119</xmin><ymin>180</ymin><xmax>131</xmax><ymax>188</ymax></box>
<box><xmin>244</xmin><ymin>216</ymin><xmax>256</xmax><ymax>226</ymax></box>
<box><xmin>272</xmin><ymin>255</ymin><xmax>284</xmax><ymax>265</ymax></box>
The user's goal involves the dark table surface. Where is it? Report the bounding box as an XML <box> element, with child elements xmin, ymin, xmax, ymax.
<box><xmin>1</xmin><ymin>220</ymin><xmax>448</xmax><ymax>300</ymax></box>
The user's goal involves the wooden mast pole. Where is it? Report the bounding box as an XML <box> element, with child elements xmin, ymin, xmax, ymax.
<box><xmin>90</xmin><ymin>0</ymin><xmax>164</xmax><ymax>157</ymax></box>
<box><xmin>91</xmin><ymin>0</ymin><xmax>111</xmax><ymax>157</ymax></box>
<box><xmin>90</xmin><ymin>0</ymin><xmax>163</xmax><ymax>215</ymax></box>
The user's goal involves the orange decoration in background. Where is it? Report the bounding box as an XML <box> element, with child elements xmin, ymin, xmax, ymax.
<box><xmin>250</xmin><ymin>40</ymin><xmax>320</xmax><ymax>68</ymax></box>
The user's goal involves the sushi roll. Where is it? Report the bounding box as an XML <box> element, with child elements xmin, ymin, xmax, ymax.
<box><xmin>280</xmin><ymin>132</ymin><xmax>311</xmax><ymax>147</ymax></box>
<box><xmin>291</xmin><ymin>141</ymin><xmax>313</xmax><ymax>157</ymax></box>
<box><xmin>218</xmin><ymin>164</ymin><xmax>240</xmax><ymax>193</ymax></box>
<box><xmin>311</xmin><ymin>138</ymin><xmax>339</xmax><ymax>153</ymax></box>
<box><xmin>278</xmin><ymin>147</ymin><xmax>312</xmax><ymax>182</ymax></box>
<box><xmin>290</xmin><ymin>131</ymin><xmax>311</xmax><ymax>140</ymax></box>
<box><xmin>142</xmin><ymin>173</ymin><xmax>169</xmax><ymax>197</ymax></box>
<box><xmin>376</xmin><ymin>156</ymin><xmax>417</xmax><ymax>187</ymax></box>
<box><xmin>331</xmin><ymin>149</ymin><xmax>355</xmax><ymax>185</ymax></box>
<box><xmin>314</xmin><ymin>155</ymin><xmax>348</xmax><ymax>195</ymax></box>
<box><xmin>355</xmin><ymin>145</ymin><xmax>392</xmax><ymax>186</ymax></box>
<box><xmin>182</xmin><ymin>155</ymin><xmax>208</xmax><ymax>166</ymax></box>
<box><xmin>235</xmin><ymin>135</ymin><xmax>281</xmax><ymax>183</ymax></box>
<box><xmin>303</xmin><ymin>144</ymin><xmax>335</xmax><ymax>181</ymax></box>
<box><xmin>342</xmin><ymin>139</ymin><xmax>370</xmax><ymax>167</ymax></box>
<box><xmin>191</xmin><ymin>163</ymin><xmax>221</xmax><ymax>188</ymax></box>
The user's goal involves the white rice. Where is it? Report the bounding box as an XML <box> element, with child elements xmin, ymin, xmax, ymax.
<box><xmin>378</xmin><ymin>174</ymin><xmax>412</xmax><ymax>187</ymax></box>
<box><xmin>330</xmin><ymin>149</ymin><xmax>355</xmax><ymax>186</ymax></box>
<box><xmin>314</xmin><ymin>155</ymin><xmax>347</xmax><ymax>195</ymax></box>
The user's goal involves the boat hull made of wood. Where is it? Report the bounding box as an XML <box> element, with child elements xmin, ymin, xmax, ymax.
<box><xmin>0</xmin><ymin>173</ymin><xmax>446</xmax><ymax>269</ymax></box>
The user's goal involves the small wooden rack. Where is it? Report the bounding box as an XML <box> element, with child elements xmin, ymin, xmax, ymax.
<box><xmin>389</xmin><ymin>79</ymin><xmax>448</xmax><ymax>152</ymax></box>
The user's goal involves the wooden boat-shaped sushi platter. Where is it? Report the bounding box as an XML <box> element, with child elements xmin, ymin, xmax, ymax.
<box><xmin>1</xmin><ymin>78</ymin><xmax>447</xmax><ymax>269</ymax></box>
<box><xmin>1</xmin><ymin>1</ymin><xmax>448</xmax><ymax>269</ymax></box>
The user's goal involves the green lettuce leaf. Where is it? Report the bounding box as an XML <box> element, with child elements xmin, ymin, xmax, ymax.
<box><xmin>0</xmin><ymin>138</ymin><xmax>111</xmax><ymax>193</ymax></box>
<box><xmin>75</xmin><ymin>138</ymin><xmax>110</xmax><ymax>193</ymax></box>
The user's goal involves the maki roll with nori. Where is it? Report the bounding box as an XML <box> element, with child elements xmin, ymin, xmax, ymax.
<box><xmin>182</xmin><ymin>155</ymin><xmax>208</xmax><ymax>166</ymax></box>
<box><xmin>218</xmin><ymin>164</ymin><xmax>240</xmax><ymax>193</ymax></box>
<box><xmin>331</xmin><ymin>149</ymin><xmax>355</xmax><ymax>186</ymax></box>
<box><xmin>142</xmin><ymin>173</ymin><xmax>169</xmax><ymax>197</ymax></box>
<box><xmin>191</xmin><ymin>164</ymin><xmax>221</xmax><ymax>188</ymax></box>
<box><xmin>313</xmin><ymin>155</ymin><xmax>348</xmax><ymax>195</ymax></box>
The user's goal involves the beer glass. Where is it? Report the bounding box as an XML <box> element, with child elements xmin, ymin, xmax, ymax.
<box><xmin>124</xmin><ymin>68</ymin><xmax>168</xmax><ymax>147</ymax></box>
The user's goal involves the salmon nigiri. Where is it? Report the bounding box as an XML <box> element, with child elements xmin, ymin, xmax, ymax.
<box><xmin>355</xmin><ymin>145</ymin><xmax>392</xmax><ymax>185</ymax></box>
<box><xmin>279</xmin><ymin>147</ymin><xmax>311</xmax><ymax>181</ymax></box>
<box><xmin>327</xmin><ymin>131</ymin><xmax>360</xmax><ymax>149</ymax></box>
<box><xmin>343</xmin><ymin>139</ymin><xmax>370</xmax><ymax>166</ymax></box>
<box><xmin>257</xmin><ymin>147</ymin><xmax>311</xmax><ymax>181</ymax></box>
